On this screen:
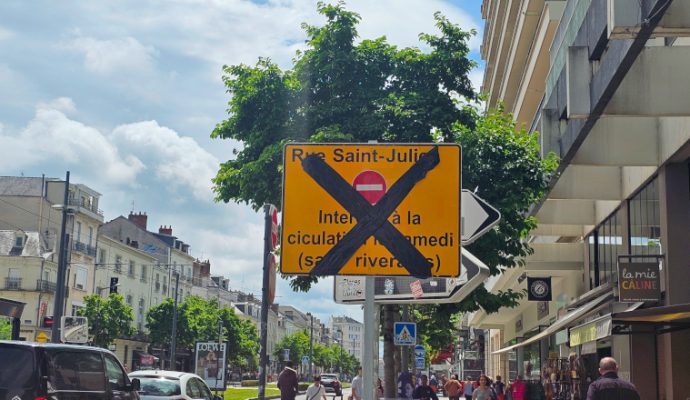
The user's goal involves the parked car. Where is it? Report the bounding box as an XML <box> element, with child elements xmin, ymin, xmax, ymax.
<box><xmin>0</xmin><ymin>340</ymin><xmax>140</xmax><ymax>399</ymax></box>
<box><xmin>320</xmin><ymin>373</ymin><xmax>343</xmax><ymax>396</ymax></box>
<box><xmin>129</xmin><ymin>370</ymin><xmax>223</xmax><ymax>400</ymax></box>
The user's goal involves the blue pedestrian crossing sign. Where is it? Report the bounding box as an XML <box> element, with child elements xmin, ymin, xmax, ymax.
<box><xmin>302</xmin><ymin>355</ymin><xmax>310</xmax><ymax>365</ymax></box>
<box><xmin>394</xmin><ymin>322</ymin><xmax>416</xmax><ymax>345</ymax></box>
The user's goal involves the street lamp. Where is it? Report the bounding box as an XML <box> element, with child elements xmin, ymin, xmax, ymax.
<box><xmin>307</xmin><ymin>312</ymin><xmax>314</xmax><ymax>378</ymax></box>
<box><xmin>50</xmin><ymin>171</ymin><xmax>76</xmax><ymax>343</ymax></box>
<box><xmin>336</xmin><ymin>330</ymin><xmax>344</xmax><ymax>376</ymax></box>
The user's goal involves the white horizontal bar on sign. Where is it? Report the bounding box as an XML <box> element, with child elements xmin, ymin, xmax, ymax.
<box><xmin>356</xmin><ymin>184</ymin><xmax>384</xmax><ymax>191</ymax></box>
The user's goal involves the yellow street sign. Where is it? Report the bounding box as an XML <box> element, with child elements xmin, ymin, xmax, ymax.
<box><xmin>281</xmin><ymin>143</ymin><xmax>461</xmax><ymax>277</ymax></box>
<box><xmin>36</xmin><ymin>331</ymin><xmax>49</xmax><ymax>343</ymax></box>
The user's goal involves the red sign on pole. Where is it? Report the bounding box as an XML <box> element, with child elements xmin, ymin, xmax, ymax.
<box><xmin>352</xmin><ymin>170</ymin><xmax>387</xmax><ymax>205</ymax></box>
<box><xmin>270</xmin><ymin>205</ymin><xmax>279</xmax><ymax>250</ymax></box>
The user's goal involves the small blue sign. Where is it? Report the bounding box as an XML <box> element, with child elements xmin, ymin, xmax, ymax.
<box><xmin>302</xmin><ymin>355</ymin><xmax>310</xmax><ymax>365</ymax></box>
<box><xmin>415</xmin><ymin>356</ymin><xmax>425</xmax><ymax>369</ymax></box>
<box><xmin>394</xmin><ymin>322</ymin><xmax>416</xmax><ymax>346</ymax></box>
<box><xmin>414</xmin><ymin>345</ymin><xmax>425</xmax><ymax>358</ymax></box>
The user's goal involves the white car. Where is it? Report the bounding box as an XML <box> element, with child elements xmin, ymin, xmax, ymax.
<box><xmin>128</xmin><ymin>370</ymin><xmax>223</xmax><ymax>400</ymax></box>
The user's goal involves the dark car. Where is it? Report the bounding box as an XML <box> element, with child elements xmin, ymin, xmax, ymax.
<box><xmin>0</xmin><ymin>340</ymin><xmax>140</xmax><ymax>399</ymax></box>
<box><xmin>320</xmin><ymin>373</ymin><xmax>343</xmax><ymax>397</ymax></box>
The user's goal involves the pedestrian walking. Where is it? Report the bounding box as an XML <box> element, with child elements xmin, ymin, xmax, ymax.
<box><xmin>472</xmin><ymin>375</ymin><xmax>495</xmax><ymax>400</ymax></box>
<box><xmin>444</xmin><ymin>374</ymin><xmax>463</xmax><ymax>400</ymax></box>
<box><xmin>510</xmin><ymin>376</ymin><xmax>526</xmax><ymax>400</ymax></box>
<box><xmin>277</xmin><ymin>361</ymin><xmax>299</xmax><ymax>400</ymax></box>
<box><xmin>351</xmin><ymin>366</ymin><xmax>364</xmax><ymax>400</ymax></box>
<box><xmin>412</xmin><ymin>374</ymin><xmax>439</xmax><ymax>400</ymax></box>
<box><xmin>463</xmin><ymin>377</ymin><xmax>475</xmax><ymax>400</ymax></box>
<box><xmin>492</xmin><ymin>375</ymin><xmax>505</xmax><ymax>400</ymax></box>
<box><xmin>586</xmin><ymin>357</ymin><xmax>641</xmax><ymax>400</ymax></box>
<box><xmin>305</xmin><ymin>375</ymin><xmax>328</xmax><ymax>400</ymax></box>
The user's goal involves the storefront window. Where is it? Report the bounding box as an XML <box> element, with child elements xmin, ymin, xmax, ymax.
<box><xmin>629</xmin><ymin>176</ymin><xmax>661</xmax><ymax>256</ymax></box>
<box><xmin>585</xmin><ymin>207</ymin><xmax>624</xmax><ymax>288</ymax></box>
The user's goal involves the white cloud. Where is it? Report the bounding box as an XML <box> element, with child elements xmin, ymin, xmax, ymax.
<box><xmin>0</xmin><ymin>100</ymin><xmax>144</xmax><ymax>183</ymax></box>
<box><xmin>0</xmin><ymin>26</ymin><xmax>13</xmax><ymax>41</ymax></box>
<box><xmin>62</xmin><ymin>36</ymin><xmax>159</xmax><ymax>76</ymax></box>
<box><xmin>37</xmin><ymin>97</ymin><xmax>76</xmax><ymax>113</ymax></box>
<box><xmin>110</xmin><ymin>120</ymin><xmax>219</xmax><ymax>201</ymax></box>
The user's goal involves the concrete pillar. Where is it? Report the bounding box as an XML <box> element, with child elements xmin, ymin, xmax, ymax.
<box><xmin>658</xmin><ymin>161</ymin><xmax>690</xmax><ymax>400</ymax></box>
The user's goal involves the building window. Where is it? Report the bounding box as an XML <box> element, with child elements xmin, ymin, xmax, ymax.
<box><xmin>115</xmin><ymin>255</ymin><xmax>122</xmax><ymax>273</ymax></box>
<box><xmin>71</xmin><ymin>304</ymin><xmax>83</xmax><ymax>316</ymax></box>
<box><xmin>629</xmin><ymin>176</ymin><xmax>661</xmax><ymax>256</ymax></box>
<box><xmin>75</xmin><ymin>221</ymin><xmax>81</xmax><ymax>243</ymax></box>
<box><xmin>74</xmin><ymin>267</ymin><xmax>88</xmax><ymax>290</ymax></box>
<box><xmin>141</xmin><ymin>265</ymin><xmax>148</xmax><ymax>282</ymax></box>
<box><xmin>126</xmin><ymin>295</ymin><xmax>133</xmax><ymax>305</ymax></box>
<box><xmin>99</xmin><ymin>249</ymin><xmax>107</xmax><ymax>266</ymax></box>
<box><xmin>88</xmin><ymin>227</ymin><xmax>93</xmax><ymax>246</ymax></box>
<box><xmin>585</xmin><ymin>206</ymin><xmax>623</xmax><ymax>288</ymax></box>
<box><xmin>128</xmin><ymin>260</ymin><xmax>135</xmax><ymax>277</ymax></box>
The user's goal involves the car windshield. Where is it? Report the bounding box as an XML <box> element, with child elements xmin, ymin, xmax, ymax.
<box><xmin>321</xmin><ymin>375</ymin><xmax>338</xmax><ymax>380</ymax></box>
<box><xmin>0</xmin><ymin>345</ymin><xmax>35</xmax><ymax>390</ymax></box>
<box><xmin>135</xmin><ymin>377</ymin><xmax>182</xmax><ymax>396</ymax></box>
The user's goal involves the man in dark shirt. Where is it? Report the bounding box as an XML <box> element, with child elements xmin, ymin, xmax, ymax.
<box><xmin>586</xmin><ymin>357</ymin><xmax>640</xmax><ymax>400</ymax></box>
<box><xmin>413</xmin><ymin>374</ymin><xmax>439</xmax><ymax>400</ymax></box>
<box><xmin>277</xmin><ymin>361</ymin><xmax>299</xmax><ymax>400</ymax></box>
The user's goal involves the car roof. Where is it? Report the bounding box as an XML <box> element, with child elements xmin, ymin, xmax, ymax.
<box><xmin>321</xmin><ymin>374</ymin><xmax>338</xmax><ymax>377</ymax></box>
<box><xmin>0</xmin><ymin>340</ymin><xmax>113</xmax><ymax>353</ymax></box>
<box><xmin>129</xmin><ymin>370</ymin><xmax>201</xmax><ymax>380</ymax></box>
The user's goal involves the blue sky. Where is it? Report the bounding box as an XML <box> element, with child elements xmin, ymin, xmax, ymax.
<box><xmin>0</xmin><ymin>0</ymin><xmax>484</xmax><ymax>324</ymax></box>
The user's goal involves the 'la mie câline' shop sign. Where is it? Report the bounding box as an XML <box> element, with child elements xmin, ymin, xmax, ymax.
<box><xmin>617</xmin><ymin>261</ymin><xmax>661</xmax><ymax>302</ymax></box>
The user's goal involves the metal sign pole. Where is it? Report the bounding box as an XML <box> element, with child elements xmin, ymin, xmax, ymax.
<box><xmin>258</xmin><ymin>204</ymin><xmax>272</xmax><ymax>400</ymax></box>
<box><xmin>363</xmin><ymin>276</ymin><xmax>375</xmax><ymax>400</ymax></box>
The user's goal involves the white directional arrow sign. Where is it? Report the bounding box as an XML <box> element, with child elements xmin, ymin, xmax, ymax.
<box><xmin>461</xmin><ymin>189</ymin><xmax>501</xmax><ymax>245</ymax></box>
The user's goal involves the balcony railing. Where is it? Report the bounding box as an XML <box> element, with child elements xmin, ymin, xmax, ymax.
<box><xmin>36</xmin><ymin>279</ymin><xmax>57</xmax><ymax>293</ymax></box>
<box><xmin>72</xmin><ymin>241</ymin><xmax>97</xmax><ymax>257</ymax></box>
<box><xmin>5</xmin><ymin>277</ymin><xmax>21</xmax><ymax>290</ymax></box>
<box><xmin>67</xmin><ymin>198</ymin><xmax>104</xmax><ymax>217</ymax></box>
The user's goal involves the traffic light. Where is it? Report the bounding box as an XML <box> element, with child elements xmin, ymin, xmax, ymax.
<box><xmin>109</xmin><ymin>277</ymin><xmax>119</xmax><ymax>294</ymax></box>
<box><xmin>43</xmin><ymin>316</ymin><xmax>54</xmax><ymax>328</ymax></box>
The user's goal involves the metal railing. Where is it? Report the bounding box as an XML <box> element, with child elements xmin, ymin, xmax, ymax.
<box><xmin>5</xmin><ymin>277</ymin><xmax>21</xmax><ymax>290</ymax></box>
<box><xmin>67</xmin><ymin>198</ymin><xmax>104</xmax><ymax>217</ymax></box>
<box><xmin>36</xmin><ymin>279</ymin><xmax>57</xmax><ymax>293</ymax></box>
<box><xmin>72</xmin><ymin>241</ymin><xmax>97</xmax><ymax>257</ymax></box>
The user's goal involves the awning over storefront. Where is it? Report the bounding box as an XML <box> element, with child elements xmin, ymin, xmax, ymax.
<box><xmin>493</xmin><ymin>292</ymin><xmax>612</xmax><ymax>354</ymax></box>
<box><xmin>612</xmin><ymin>303</ymin><xmax>690</xmax><ymax>334</ymax></box>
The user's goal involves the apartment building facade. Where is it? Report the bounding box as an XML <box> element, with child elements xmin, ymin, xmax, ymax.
<box><xmin>329</xmin><ymin>315</ymin><xmax>363</xmax><ymax>365</ymax></box>
<box><xmin>475</xmin><ymin>1</ymin><xmax>690</xmax><ymax>398</ymax></box>
<box><xmin>0</xmin><ymin>176</ymin><xmax>104</xmax><ymax>341</ymax></box>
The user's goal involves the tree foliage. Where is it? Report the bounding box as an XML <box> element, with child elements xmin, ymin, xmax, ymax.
<box><xmin>0</xmin><ymin>317</ymin><xmax>10</xmax><ymax>340</ymax></box>
<box><xmin>273</xmin><ymin>330</ymin><xmax>359</xmax><ymax>375</ymax></box>
<box><xmin>146</xmin><ymin>296</ymin><xmax>259</xmax><ymax>368</ymax></box>
<box><xmin>77</xmin><ymin>293</ymin><xmax>134</xmax><ymax>348</ymax></box>
<box><xmin>212</xmin><ymin>2</ymin><xmax>477</xmax><ymax>291</ymax></box>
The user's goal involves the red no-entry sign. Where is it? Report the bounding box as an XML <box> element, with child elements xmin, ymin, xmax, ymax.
<box><xmin>353</xmin><ymin>170</ymin><xmax>387</xmax><ymax>205</ymax></box>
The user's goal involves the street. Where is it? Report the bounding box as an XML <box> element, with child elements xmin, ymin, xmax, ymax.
<box><xmin>292</xmin><ymin>387</ymin><xmax>450</xmax><ymax>400</ymax></box>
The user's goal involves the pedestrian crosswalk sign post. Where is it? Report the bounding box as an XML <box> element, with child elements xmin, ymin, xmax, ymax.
<box><xmin>415</xmin><ymin>357</ymin><xmax>425</xmax><ymax>369</ymax></box>
<box><xmin>394</xmin><ymin>322</ymin><xmax>416</xmax><ymax>345</ymax></box>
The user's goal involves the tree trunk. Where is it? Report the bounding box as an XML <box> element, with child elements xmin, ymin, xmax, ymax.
<box><xmin>383</xmin><ymin>304</ymin><xmax>397</xmax><ymax>398</ymax></box>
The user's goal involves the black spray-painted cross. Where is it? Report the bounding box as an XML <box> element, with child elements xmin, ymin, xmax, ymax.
<box><xmin>301</xmin><ymin>146</ymin><xmax>440</xmax><ymax>278</ymax></box>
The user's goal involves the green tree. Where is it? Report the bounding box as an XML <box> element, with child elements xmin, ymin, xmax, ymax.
<box><xmin>146</xmin><ymin>296</ymin><xmax>258</xmax><ymax>368</ymax></box>
<box><xmin>77</xmin><ymin>293</ymin><xmax>134</xmax><ymax>348</ymax></box>
<box><xmin>0</xmin><ymin>317</ymin><xmax>11</xmax><ymax>340</ymax></box>
<box><xmin>273</xmin><ymin>330</ymin><xmax>310</xmax><ymax>367</ymax></box>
